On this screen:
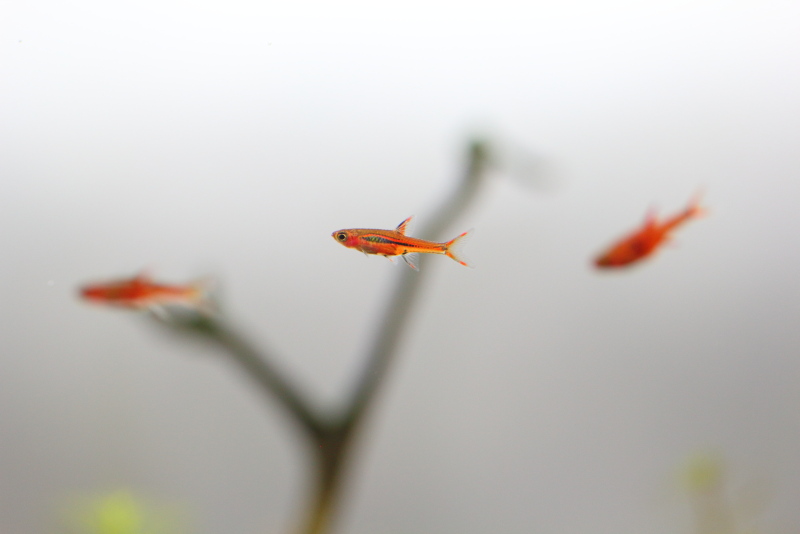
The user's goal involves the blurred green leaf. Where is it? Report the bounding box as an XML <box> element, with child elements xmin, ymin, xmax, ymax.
<box><xmin>64</xmin><ymin>490</ymin><xmax>185</xmax><ymax>534</ymax></box>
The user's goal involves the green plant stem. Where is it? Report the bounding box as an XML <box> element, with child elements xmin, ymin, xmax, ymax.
<box><xmin>294</xmin><ymin>432</ymin><xmax>348</xmax><ymax>534</ymax></box>
<box><xmin>341</xmin><ymin>140</ymin><xmax>489</xmax><ymax>431</ymax></box>
<box><xmin>157</xmin><ymin>314</ymin><xmax>327</xmax><ymax>444</ymax></box>
<box><xmin>297</xmin><ymin>140</ymin><xmax>490</xmax><ymax>534</ymax></box>
<box><xmin>152</xmin><ymin>140</ymin><xmax>490</xmax><ymax>534</ymax></box>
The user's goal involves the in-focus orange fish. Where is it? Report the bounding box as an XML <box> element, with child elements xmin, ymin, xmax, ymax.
<box><xmin>80</xmin><ymin>272</ymin><xmax>212</xmax><ymax>313</ymax></box>
<box><xmin>332</xmin><ymin>216</ymin><xmax>472</xmax><ymax>270</ymax></box>
<box><xmin>594</xmin><ymin>193</ymin><xmax>705</xmax><ymax>268</ymax></box>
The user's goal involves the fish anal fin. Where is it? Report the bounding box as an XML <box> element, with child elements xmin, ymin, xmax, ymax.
<box><xmin>395</xmin><ymin>215</ymin><xmax>414</xmax><ymax>236</ymax></box>
<box><xmin>402</xmin><ymin>252</ymin><xmax>420</xmax><ymax>271</ymax></box>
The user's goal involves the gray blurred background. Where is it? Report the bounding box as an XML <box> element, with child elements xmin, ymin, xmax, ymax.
<box><xmin>2</xmin><ymin>1</ymin><xmax>799</xmax><ymax>533</ymax></box>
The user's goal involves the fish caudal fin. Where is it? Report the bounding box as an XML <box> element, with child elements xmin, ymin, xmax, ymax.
<box><xmin>189</xmin><ymin>277</ymin><xmax>220</xmax><ymax>315</ymax></box>
<box><xmin>444</xmin><ymin>229</ymin><xmax>474</xmax><ymax>268</ymax></box>
<box><xmin>655</xmin><ymin>190</ymin><xmax>708</xmax><ymax>237</ymax></box>
<box><xmin>669</xmin><ymin>190</ymin><xmax>707</xmax><ymax>231</ymax></box>
<box><xmin>685</xmin><ymin>190</ymin><xmax>707</xmax><ymax>219</ymax></box>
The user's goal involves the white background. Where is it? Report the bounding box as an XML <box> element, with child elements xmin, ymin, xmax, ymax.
<box><xmin>2</xmin><ymin>1</ymin><xmax>799</xmax><ymax>533</ymax></box>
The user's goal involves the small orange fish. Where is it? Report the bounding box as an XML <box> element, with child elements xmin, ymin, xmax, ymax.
<box><xmin>594</xmin><ymin>193</ymin><xmax>705</xmax><ymax>268</ymax></box>
<box><xmin>80</xmin><ymin>272</ymin><xmax>211</xmax><ymax>312</ymax></box>
<box><xmin>332</xmin><ymin>216</ymin><xmax>472</xmax><ymax>270</ymax></box>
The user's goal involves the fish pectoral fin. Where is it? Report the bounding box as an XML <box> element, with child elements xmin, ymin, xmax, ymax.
<box><xmin>147</xmin><ymin>304</ymin><xmax>171</xmax><ymax>321</ymax></box>
<box><xmin>147</xmin><ymin>302</ymin><xmax>215</xmax><ymax>322</ymax></box>
<box><xmin>402</xmin><ymin>252</ymin><xmax>420</xmax><ymax>271</ymax></box>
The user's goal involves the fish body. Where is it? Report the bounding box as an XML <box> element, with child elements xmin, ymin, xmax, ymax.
<box><xmin>594</xmin><ymin>194</ymin><xmax>704</xmax><ymax>268</ymax></box>
<box><xmin>80</xmin><ymin>272</ymin><xmax>208</xmax><ymax>310</ymax></box>
<box><xmin>332</xmin><ymin>216</ymin><xmax>471</xmax><ymax>270</ymax></box>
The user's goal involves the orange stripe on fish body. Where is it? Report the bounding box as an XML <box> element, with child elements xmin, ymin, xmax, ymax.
<box><xmin>332</xmin><ymin>216</ymin><xmax>472</xmax><ymax>270</ymax></box>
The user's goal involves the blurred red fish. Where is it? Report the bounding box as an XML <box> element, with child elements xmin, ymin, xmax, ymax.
<box><xmin>80</xmin><ymin>272</ymin><xmax>211</xmax><ymax>312</ymax></box>
<box><xmin>332</xmin><ymin>216</ymin><xmax>472</xmax><ymax>270</ymax></box>
<box><xmin>594</xmin><ymin>193</ymin><xmax>705</xmax><ymax>268</ymax></box>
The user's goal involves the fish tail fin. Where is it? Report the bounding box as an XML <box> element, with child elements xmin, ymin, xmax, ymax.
<box><xmin>189</xmin><ymin>277</ymin><xmax>220</xmax><ymax>315</ymax></box>
<box><xmin>686</xmin><ymin>189</ymin><xmax>708</xmax><ymax>219</ymax></box>
<box><xmin>444</xmin><ymin>229</ymin><xmax>474</xmax><ymax>268</ymax></box>
<box><xmin>663</xmin><ymin>190</ymin><xmax>707</xmax><ymax>234</ymax></box>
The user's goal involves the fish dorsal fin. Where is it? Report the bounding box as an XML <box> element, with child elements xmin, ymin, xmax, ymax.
<box><xmin>395</xmin><ymin>216</ymin><xmax>414</xmax><ymax>235</ymax></box>
<box><xmin>643</xmin><ymin>207</ymin><xmax>659</xmax><ymax>228</ymax></box>
<box><xmin>134</xmin><ymin>270</ymin><xmax>153</xmax><ymax>285</ymax></box>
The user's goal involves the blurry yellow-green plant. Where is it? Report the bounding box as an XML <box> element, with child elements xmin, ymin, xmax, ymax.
<box><xmin>63</xmin><ymin>490</ymin><xmax>185</xmax><ymax>534</ymax></box>
<box><xmin>679</xmin><ymin>453</ymin><xmax>771</xmax><ymax>534</ymax></box>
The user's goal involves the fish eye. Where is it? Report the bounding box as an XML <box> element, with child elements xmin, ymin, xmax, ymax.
<box><xmin>336</xmin><ymin>232</ymin><xmax>347</xmax><ymax>242</ymax></box>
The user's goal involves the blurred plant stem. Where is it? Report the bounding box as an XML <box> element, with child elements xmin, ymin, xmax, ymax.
<box><xmin>156</xmin><ymin>141</ymin><xmax>489</xmax><ymax>534</ymax></box>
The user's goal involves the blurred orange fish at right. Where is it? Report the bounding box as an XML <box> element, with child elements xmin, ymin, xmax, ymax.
<box><xmin>594</xmin><ymin>192</ymin><xmax>706</xmax><ymax>268</ymax></box>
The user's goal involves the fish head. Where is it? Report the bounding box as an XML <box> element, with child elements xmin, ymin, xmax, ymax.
<box><xmin>79</xmin><ymin>276</ymin><xmax>143</xmax><ymax>303</ymax></box>
<box><xmin>332</xmin><ymin>229</ymin><xmax>359</xmax><ymax>249</ymax></box>
<box><xmin>80</xmin><ymin>282</ymin><xmax>123</xmax><ymax>302</ymax></box>
<box><xmin>594</xmin><ymin>253</ymin><xmax>616</xmax><ymax>268</ymax></box>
